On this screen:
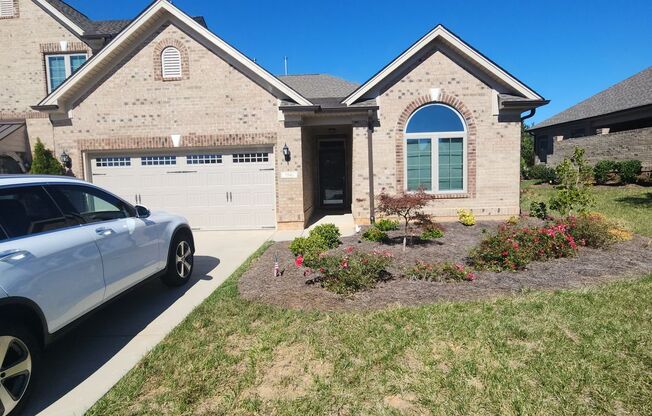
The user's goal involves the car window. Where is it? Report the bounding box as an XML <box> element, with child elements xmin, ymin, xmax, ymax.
<box><xmin>47</xmin><ymin>184</ymin><xmax>136</xmax><ymax>224</ymax></box>
<box><xmin>0</xmin><ymin>186</ymin><xmax>72</xmax><ymax>240</ymax></box>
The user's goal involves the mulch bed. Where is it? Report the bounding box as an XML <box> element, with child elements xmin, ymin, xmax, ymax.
<box><xmin>239</xmin><ymin>222</ymin><xmax>652</xmax><ymax>312</ymax></box>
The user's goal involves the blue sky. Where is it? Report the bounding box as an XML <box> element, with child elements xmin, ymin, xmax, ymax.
<box><xmin>68</xmin><ymin>0</ymin><xmax>652</xmax><ymax>124</ymax></box>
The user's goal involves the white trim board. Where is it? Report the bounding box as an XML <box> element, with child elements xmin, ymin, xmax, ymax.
<box><xmin>37</xmin><ymin>0</ymin><xmax>312</xmax><ymax>110</ymax></box>
<box><xmin>33</xmin><ymin>0</ymin><xmax>85</xmax><ymax>36</ymax></box>
<box><xmin>342</xmin><ymin>25</ymin><xmax>544</xmax><ymax>106</ymax></box>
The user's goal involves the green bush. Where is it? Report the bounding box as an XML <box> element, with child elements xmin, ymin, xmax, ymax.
<box><xmin>289</xmin><ymin>236</ymin><xmax>328</xmax><ymax>267</ymax></box>
<box><xmin>362</xmin><ymin>226</ymin><xmax>389</xmax><ymax>242</ymax></box>
<box><xmin>529</xmin><ymin>201</ymin><xmax>548</xmax><ymax>220</ymax></box>
<box><xmin>30</xmin><ymin>139</ymin><xmax>64</xmax><ymax>175</ymax></box>
<box><xmin>594</xmin><ymin>160</ymin><xmax>618</xmax><ymax>184</ymax></box>
<box><xmin>549</xmin><ymin>148</ymin><xmax>595</xmax><ymax>216</ymax></box>
<box><xmin>317</xmin><ymin>248</ymin><xmax>393</xmax><ymax>294</ymax></box>
<box><xmin>308</xmin><ymin>224</ymin><xmax>341</xmax><ymax>249</ymax></box>
<box><xmin>618</xmin><ymin>160</ymin><xmax>642</xmax><ymax>184</ymax></box>
<box><xmin>529</xmin><ymin>164</ymin><xmax>558</xmax><ymax>184</ymax></box>
<box><xmin>564</xmin><ymin>213</ymin><xmax>632</xmax><ymax>248</ymax></box>
<box><xmin>421</xmin><ymin>226</ymin><xmax>444</xmax><ymax>240</ymax></box>
<box><xmin>375</xmin><ymin>218</ymin><xmax>399</xmax><ymax>231</ymax></box>
<box><xmin>406</xmin><ymin>261</ymin><xmax>476</xmax><ymax>282</ymax></box>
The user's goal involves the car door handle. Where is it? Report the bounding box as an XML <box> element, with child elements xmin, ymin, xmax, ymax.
<box><xmin>95</xmin><ymin>227</ymin><xmax>115</xmax><ymax>237</ymax></box>
<box><xmin>0</xmin><ymin>250</ymin><xmax>31</xmax><ymax>263</ymax></box>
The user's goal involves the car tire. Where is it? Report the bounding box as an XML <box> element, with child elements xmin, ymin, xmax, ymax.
<box><xmin>0</xmin><ymin>321</ymin><xmax>40</xmax><ymax>416</ymax></box>
<box><xmin>162</xmin><ymin>232</ymin><xmax>194</xmax><ymax>287</ymax></box>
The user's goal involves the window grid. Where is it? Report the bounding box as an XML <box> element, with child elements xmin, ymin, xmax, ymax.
<box><xmin>438</xmin><ymin>138</ymin><xmax>464</xmax><ymax>191</ymax></box>
<box><xmin>141</xmin><ymin>156</ymin><xmax>177</xmax><ymax>166</ymax></box>
<box><xmin>406</xmin><ymin>139</ymin><xmax>432</xmax><ymax>191</ymax></box>
<box><xmin>46</xmin><ymin>53</ymin><xmax>88</xmax><ymax>92</ymax></box>
<box><xmin>187</xmin><ymin>154</ymin><xmax>223</xmax><ymax>165</ymax></box>
<box><xmin>96</xmin><ymin>157</ymin><xmax>131</xmax><ymax>167</ymax></box>
<box><xmin>233</xmin><ymin>153</ymin><xmax>269</xmax><ymax>163</ymax></box>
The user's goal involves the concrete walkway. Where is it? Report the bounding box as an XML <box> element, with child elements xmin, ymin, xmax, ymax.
<box><xmin>272</xmin><ymin>212</ymin><xmax>358</xmax><ymax>242</ymax></box>
<box><xmin>25</xmin><ymin>230</ymin><xmax>272</xmax><ymax>416</ymax></box>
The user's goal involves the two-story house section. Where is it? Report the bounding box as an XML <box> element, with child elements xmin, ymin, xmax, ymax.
<box><xmin>0</xmin><ymin>0</ymin><xmax>204</xmax><ymax>172</ymax></box>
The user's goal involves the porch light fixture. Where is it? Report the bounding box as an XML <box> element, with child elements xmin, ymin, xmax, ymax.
<box><xmin>282</xmin><ymin>143</ymin><xmax>291</xmax><ymax>162</ymax></box>
<box><xmin>59</xmin><ymin>151</ymin><xmax>72</xmax><ymax>169</ymax></box>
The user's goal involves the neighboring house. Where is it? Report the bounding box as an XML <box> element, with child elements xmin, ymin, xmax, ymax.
<box><xmin>2</xmin><ymin>0</ymin><xmax>548</xmax><ymax>230</ymax></box>
<box><xmin>529</xmin><ymin>66</ymin><xmax>652</xmax><ymax>166</ymax></box>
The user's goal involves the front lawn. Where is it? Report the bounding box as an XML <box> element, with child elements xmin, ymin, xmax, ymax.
<box><xmin>89</xmin><ymin>243</ymin><xmax>652</xmax><ymax>415</ymax></box>
<box><xmin>521</xmin><ymin>180</ymin><xmax>652</xmax><ymax>237</ymax></box>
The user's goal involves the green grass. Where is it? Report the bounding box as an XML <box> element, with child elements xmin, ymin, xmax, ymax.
<box><xmin>521</xmin><ymin>180</ymin><xmax>652</xmax><ymax>237</ymax></box>
<box><xmin>88</xmin><ymin>242</ymin><xmax>652</xmax><ymax>415</ymax></box>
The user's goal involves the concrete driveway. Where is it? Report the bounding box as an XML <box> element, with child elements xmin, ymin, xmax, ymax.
<box><xmin>22</xmin><ymin>230</ymin><xmax>272</xmax><ymax>416</ymax></box>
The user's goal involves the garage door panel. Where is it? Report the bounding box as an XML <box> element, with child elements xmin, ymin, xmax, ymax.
<box><xmin>90</xmin><ymin>148</ymin><xmax>275</xmax><ymax>230</ymax></box>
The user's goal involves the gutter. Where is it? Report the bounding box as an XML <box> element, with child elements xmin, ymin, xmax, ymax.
<box><xmin>31</xmin><ymin>105</ymin><xmax>59</xmax><ymax>112</ymax></box>
<box><xmin>279</xmin><ymin>105</ymin><xmax>380</xmax><ymax>113</ymax></box>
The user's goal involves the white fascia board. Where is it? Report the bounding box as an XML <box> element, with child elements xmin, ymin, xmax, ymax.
<box><xmin>33</xmin><ymin>0</ymin><xmax>85</xmax><ymax>36</ymax></box>
<box><xmin>342</xmin><ymin>26</ymin><xmax>542</xmax><ymax>106</ymax></box>
<box><xmin>39</xmin><ymin>0</ymin><xmax>312</xmax><ymax>108</ymax></box>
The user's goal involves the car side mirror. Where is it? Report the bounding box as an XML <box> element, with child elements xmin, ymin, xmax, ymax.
<box><xmin>135</xmin><ymin>205</ymin><xmax>151</xmax><ymax>218</ymax></box>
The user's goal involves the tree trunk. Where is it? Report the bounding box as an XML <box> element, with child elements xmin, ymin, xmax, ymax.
<box><xmin>403</xmin><ymin>217</ymin><xmax>409</xmax><ymax>251</ymax></box>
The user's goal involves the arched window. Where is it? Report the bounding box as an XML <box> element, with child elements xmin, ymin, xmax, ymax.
<box><xmin>404</xmin><ymin>103</ymin><xmax>467</xmax><ymax>192</ymax></box>
<box><xmin>161</xmin><ymin>47</ymin><xmax>182</xmax><ymax>79</ymax></box>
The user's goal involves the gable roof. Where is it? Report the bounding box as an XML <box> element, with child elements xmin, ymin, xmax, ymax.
<box><xmin>35</xmin><ymin>0</ymin><xmax>312</xmax><ymax>110</ymax></box>
<box><xmin>342</xmin><ymin>25</ymin><xmax>545</xmax><ymax>106</ymax></box>
<box><xmin>531</xmin><ymin>66</ymin><xmax>652</xmax><ymax>130</ymax></box>
<box><xmin>278</xmin><ymin>74</ymin><xmax>359</xmax><ymax>99</ymax></box>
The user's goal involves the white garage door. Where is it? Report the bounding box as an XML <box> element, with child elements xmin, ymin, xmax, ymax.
<box><xmin>89</xmin><ymin>148</ymin><xmax>276</xmax><ymax>230</ymax></box>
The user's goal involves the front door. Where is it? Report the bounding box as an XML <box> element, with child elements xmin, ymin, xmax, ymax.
<box><xmin>319</xmin><ymin>140</ymin><xmax>346</xmax><ymax>208</ymax></box>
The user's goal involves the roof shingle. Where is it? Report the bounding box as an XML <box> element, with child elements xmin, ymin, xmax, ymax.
<box><xmin>278</xmin><ymin>74</ymin><xmax>359</xmax><ymax>99</ymax></box>
<box><xmin>532</xmin><ymin>66</ymin><xmax>652</xmax><ymax>129</ymax></box>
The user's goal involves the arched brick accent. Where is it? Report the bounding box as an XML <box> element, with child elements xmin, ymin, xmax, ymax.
<box><xmin>153</xmin><ymin>38</ymin><xmax>190</xmax><ymax>81</ymax></box>
<box><xmin>395</xmin><ymin>92</ymin><xmax>477</xmax><ymax>198</ymax></box>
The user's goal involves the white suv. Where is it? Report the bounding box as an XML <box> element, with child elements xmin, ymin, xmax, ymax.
<box><xmin>0</xmin><ymin>175</ymin><xmax>195</xmax><ymax>416</ymax></box>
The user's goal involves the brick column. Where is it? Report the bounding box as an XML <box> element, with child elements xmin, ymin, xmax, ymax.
<box><xmin>351</xmin><ymin>122</ymin><xmax>371</xmax><ymax>225</ymax></box>
<box><xmin>276</xmin><ymin>126</ymin><xmax>305</xmax><ymax>230</ymax></box>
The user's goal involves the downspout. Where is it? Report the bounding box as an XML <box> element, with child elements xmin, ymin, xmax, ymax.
<box><xmin>367</xmin><ymin>110</ymin><xmax>376</xmax><ymax>224</ymax></box>
<box><xmin>520</xmin><ymin>108</ymin><xmax>536</xmax><ymax>122</ymax></box>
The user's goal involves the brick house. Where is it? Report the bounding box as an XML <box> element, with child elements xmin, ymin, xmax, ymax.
<box><xmin>1</xmin><ymin>0</ymin><xmax>548</xmax><ymax>230</ymax></box>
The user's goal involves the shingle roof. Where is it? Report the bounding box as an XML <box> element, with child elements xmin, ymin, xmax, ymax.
<box><xmin>0</xmin><ymin>122</ymin><xmax>25</xmax><ymax>142</ymax></box>
<box><xmin>278</xmin><ymin>74</ymin><xmax>360</xmax><ymax>99</ymax></box>
<box><xmin>532</xmin><ymin>66</ymin><xmax>652</xmax><ymax>129</ymax></box>
<box><xmin>42</xmin><ymin>0</ymin><xmax>207</xmax><ymax>37</ymax></box>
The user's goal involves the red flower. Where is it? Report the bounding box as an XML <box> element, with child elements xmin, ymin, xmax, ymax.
<box><xmin>466</xmin><ymin>272</ymin><xmax>477</xmax><ymax>281</ymax></box>
<box><xmin>295</xmin><ymin>255</ymin><xmax>304</xmax><ymax>267</ymax></box>
<box><xmin>345</xmin><ymin>246</ymin><xmax>355</xmax><ymax>254</ymax></box>
<box><xmin>341</xmin><ymin>260</ymin><xmax>349</xmax><ymax>269</ymax></box>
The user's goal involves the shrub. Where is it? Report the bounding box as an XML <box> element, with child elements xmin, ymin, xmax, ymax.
<box><xmin>549</xmin><ymin>148</ymin><xmax>595</xmax><ymax>216</ymax></box>
<box><xmin>308</xmin><ymin>224</ymin><xmax>341</xmax><ymax>249</ymax></box>
<box><xmin>377</xmin><ymin>190</ymin><xmax>434</xmax><ymax>250</ymax></box>
<box><xmin>618</xmin><ymin>160</ymin><xmax>642</xmax><ymax>184</ymax></box>
<box><xmin>529</xmin><ymin>164</ymin><xmax>558</xmax><ymax>184</ymax></box>
<box><xmin>375</xmin><ymin>218</ymin><xmax>399</xmax><ymax>231</ymax></box>
<box><xmin>289</xmin><ymin>236</ymin><xmax>329</xmax><ymax>267</ymax></box>
<box><xmin>406</xmin><ymin>261</ymin><xmax>476</xmax><ymax>282</ymax></box>
<box><xmin>470</xmin><ymin>223</ymin><xmax>578</xmax><ymax>271</ymax></box>
<box><xmin>421</xmin><ymin>226</ymin><xmax>444</xmax><ymax>240</ymax></box>
<box><xmin>30</xmin><ymin>139</ymin><xmax>64</xmax><ymax>175</ymax></box>
<box><xmin>594</xmin><ymin>160</ymin><xmax>618</xmax><ymax>184</ymax></box>
<box><xmin>316</xmin><ymin>248</ymin><xmax>393</xmax><ymax>294</ymax></box>
<box><xmin>458</xmin><ymin>209</ymin><xmax>476</xmax><ymax>226</ymax></box>
<box><xmin>564</xmin><ymin>213</ymin><xmax>632</xmax><ymax>248</ymax></box>
<box><xmin>529</xmin><ymin>201</ymin><xmax>548</xmax><ymax>220</ymax></box>
<box><xmin>362</xmin><ymin>226</ymin><xmax>389</xmax><ymax>242</ymax></box>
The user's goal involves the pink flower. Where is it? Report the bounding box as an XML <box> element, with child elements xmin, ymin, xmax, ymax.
<box><xmin>345</xmin><ymin>246</ymin><xmax>355</xmax><ymax>254</ymax></box>
<box><xmin>341</xmin><ymin>260</ymin><xmax>349</xmax><ymax>269</ymax></box>
<box><xmin>501</xmin><ymin>251</ymin><xmax>509</xmax><ymax>257</ymax></box>
<box><xmin>295</xmin><ymin>255</ymin><xmax>304</xmax><ymax>267</ymax></box>
<box><xmin>466</xmin><ymin>272</ymin><xmax>476</xmax><ymax>281</ymax></box>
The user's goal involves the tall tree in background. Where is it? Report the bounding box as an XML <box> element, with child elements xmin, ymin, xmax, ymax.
<box><xmin>30</xmin><ymin>139</ymin><xmax>64</xmax><ymax>175</ymax></box>
<box><xmin>520</xmin><ymin>123</ymin><xmax>535</xmax><ymax>178</ymax></box>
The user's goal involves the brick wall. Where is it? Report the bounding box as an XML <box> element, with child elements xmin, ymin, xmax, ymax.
<box><xmin>354</xmin><ymin>48</ymin><xmax>521</xmax><ymax>222</ymax></box>
<box><xmin>548</xmin><ymin>127</ymin><xmax>652</xmax><ymax>169</ymax></box>
<box><xmin>47</xmin><ymin>22</ymin><xmax>307</xmax><ymax>229</ymax></box>
<box><xmin>0</xmin><ymin>0</ymin><xmax>90</xmax><ymax>119</ymax></box>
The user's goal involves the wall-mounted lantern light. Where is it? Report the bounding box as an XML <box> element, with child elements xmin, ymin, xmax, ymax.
<box><xmin>282</xmin><ymin>143</ymin><xmax>291</xmax><ymax>163</ymax></box>
<box><xmin>60</xmin><ymin>151</ymin><xmax>72</xmax><ymax>169</ymax></box>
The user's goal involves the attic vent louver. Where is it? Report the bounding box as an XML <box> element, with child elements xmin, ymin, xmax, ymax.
<box><xmin>0</xmin><ymin>0</ymin><xmax>15</xmax><ymax>17</ymax></box>
<box><xmin>161</xmin><ymin>47</ymin><xmax>182</xmax><ymax>79</ymax></box>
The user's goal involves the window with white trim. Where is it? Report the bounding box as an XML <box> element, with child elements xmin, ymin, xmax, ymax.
<box><xmin>161</xmin><ymin>47</ymin><xmax>182</xmax><ymax>79</ymax></box>
<box><xmin>141</xmin><ymin>156</ymin><xmax>176</xmax><ymax>166</ymax></box>
<box><xmin>45</xmin><ymin>54</ymin><xmax>87</xmax><ymax>93</ymax></box>
<box><xmin>233</xmin><ymin>153</ymin><xmax>269</xmax><ymax>163</ymax></box>
<box><xmin>96</xmin><ymin>157</ymin><xmax>131</xmax><ymax>167</ymax></box>
<box><xmin>0</xmin><ymin>0</ymin><xmax>15</xmax><ymax>18</ymax></box>
<box><xmin>187</xmin><ymin>154</ymin><xmax>222</xmax><ymax>165</ymax></box>
<box><xmin>404</xmin><ymin>103</ymin><xmax>467</xmax><ymax>193</ymax></box>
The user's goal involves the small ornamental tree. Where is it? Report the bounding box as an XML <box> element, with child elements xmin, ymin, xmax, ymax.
<box><xmin>377</xmin><ymin>189</ymin><xmax>433</xmax><ymax>250</ymax></box>
<box><xmin>30</xmin><ymin>139</ymin><xmax>64</xmax><ymax>175</ymax></box>
<box><xmin>549</xmin><ymin>147</ymin><xmax>595</xmax><ymax>216</ymax></box>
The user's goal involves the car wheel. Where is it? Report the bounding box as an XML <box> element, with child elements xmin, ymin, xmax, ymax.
<box><xmin>0</xmin><ymin>322</ymin><xmax>40</xmax><ymax>416</ymax></box>
<box><xmin>162</xmin><ymin>232</ymin><xmax>194</xmax><ymax>287</ymax></box>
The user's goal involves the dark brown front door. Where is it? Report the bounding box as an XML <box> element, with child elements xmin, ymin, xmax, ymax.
<box><xmin>318</xmin><ymin>140</ymin><xmax>346</xmax><ymax>208</ymax></box>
